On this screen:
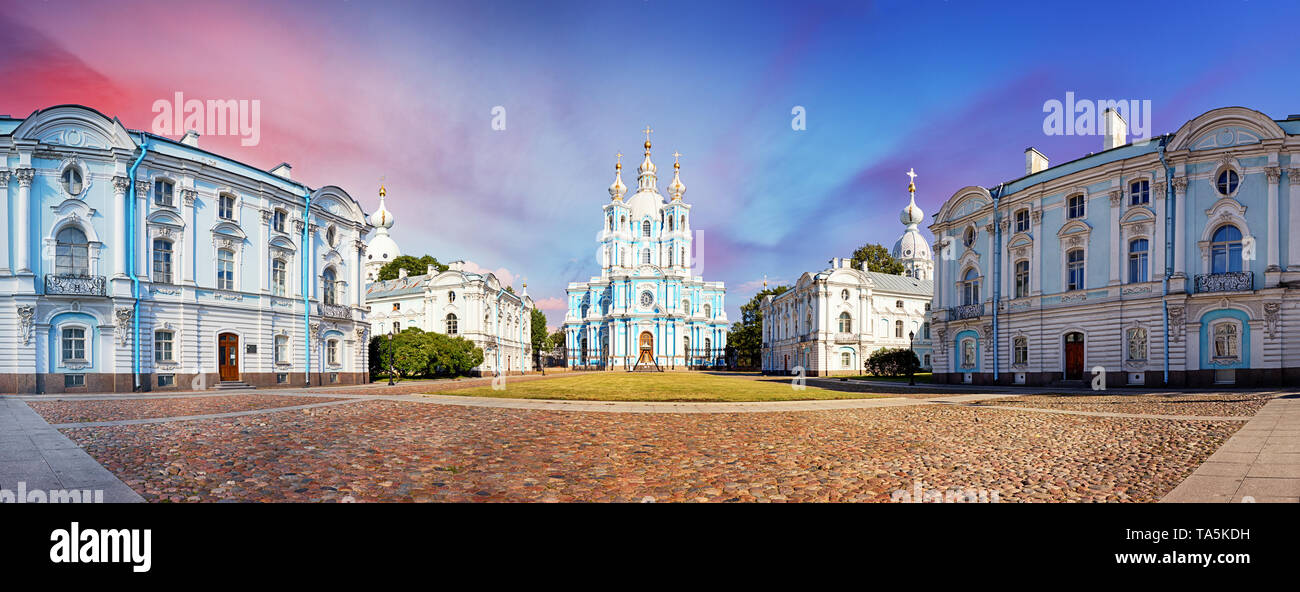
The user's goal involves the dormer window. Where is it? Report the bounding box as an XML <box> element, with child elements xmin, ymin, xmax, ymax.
<box><xmin>154</xmin><ymin>179</ymin><xmax>174</xmax><ymax>207</ymax></box>
<box><xmin>61</xmin><ymin>166</ymin><xmax>84</xmax><ymax>196</ymax></box>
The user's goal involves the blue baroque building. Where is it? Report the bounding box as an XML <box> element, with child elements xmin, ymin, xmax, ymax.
<box><xmin>930</xmin><ymin>106</ymin><xmax>1300</xmax><ymax>387</ymax></box>
<box><xmin>563</xmin><ymin>132</ymin><xmax>727</xmax><ymax>369</ymax></box>
<box><xmin>0</xmin><ymin>105</ymin><xmax>372</xmax><ymax>393</ymax></box>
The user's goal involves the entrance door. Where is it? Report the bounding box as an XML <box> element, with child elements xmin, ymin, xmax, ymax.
<box><xmin>1064</xmin><ymin>332</ymin><xmax>1084</xmax><ymax>380</ymax></box>
<box><xmin>218</xmin><ymin>333</ymin><xmax>239</xmax><ymax>381</ymax></box>
<box><xmin>638</xmin><ymin>331</ymin><xmax>654</xmax><ymax>365</ymax></box>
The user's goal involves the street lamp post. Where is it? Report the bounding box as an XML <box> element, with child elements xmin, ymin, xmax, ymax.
<box><xmin>908</xmin><ymin>330</ymin><xmax>916</xmax><ymax>386</ymax></box>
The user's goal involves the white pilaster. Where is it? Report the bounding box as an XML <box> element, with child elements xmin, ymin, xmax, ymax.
<box><xmin>14</xmin><ymin>169</ymin><xmax>34</xmax><ymax>274</ymax></box>
<box><xmin>1289</xmin><ymin>168</ymin><xmax>1300</xmax><ymax>271</ymax></box>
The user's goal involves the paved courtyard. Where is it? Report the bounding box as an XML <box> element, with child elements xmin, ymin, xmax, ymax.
<box><xmin>4</xmin><ymin>376</ymin><xmax>1291</xmax><ymax>503</ymax></box>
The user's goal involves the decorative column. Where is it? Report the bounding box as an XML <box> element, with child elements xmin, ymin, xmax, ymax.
<box><xmin>182</xmin><ymin>189</ymin><xmax>197</xmax><ymax>285</ymax></box>
<box><xmin>0</xmin><ymin>171</ymin><xmax>10</xmax><ymax>273</ymax></box>
<box><xmin>259</xmin><ymin>209</ymin><xmax>272</xmax><ymax>292</ymax></box>
<box><xmin>1108</xmin><ymin>190</ymin><xmax>1122</xmax><ymax>285</ymax></box>
<box><xmin>1030</xmin><ymin>209</ymin><xmax>1043</xmax><ymax>295</ymax></box>
<box><xmin>1153</xmin><ymin>181</ymin><xmax>1166</xmax><ymax>276</ymax></box>
<box><xmin>933</xmin><ymin>234</ymin><xmax>945</xmax><ymax>309</ymax></box>
<box><xmin>1289</xmin><ymin>168</ymin><xmax>1300</xmax><ymax>271</ymax></box>
<box><xmin>1172</xmin><ymin>177</ymin><xmax>1188</xmax><ymax>279</ymax></box>
<box><xmin>135</xmin><ymin>180</ymin><xmax>150</xmax><ymax>278</ymax></box>
<box><xmin>353</xmin><ymin>239</ymin><xmax>366</xmax><ymax>307</ymax></box>
<box><xmin>1266</xmin><ymin>167</ymin><xmax>1281</xmax><ymax>273</ymax></box>
<box><xmin>999</xmin><ymin>218</ymin><xmax>1011</xmax><ymax>297</ymax></box>
<box><xmin>112</xmin><ymin>176</ymin><xmax>130</xmax><ymax>278</ymax></box>
<box><xmin>984</xmin><ymin>223</ymin><xmax>995</xmax><ymax>307</ymax></box>
<box><xmin>14</xmin><ymin>168</ymin><xmax>34</xmax><ymax>274</ymax></box>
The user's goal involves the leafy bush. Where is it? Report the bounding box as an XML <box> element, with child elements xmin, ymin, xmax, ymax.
<box><xmin>864</xmin><ymin>347</ymin><xmax>920</xmax><ymax>377</ymax></box>
<box><xmin>369</xmin><ymin>328</ymin><xmax>485</xmax><ymax>379</ymax></box>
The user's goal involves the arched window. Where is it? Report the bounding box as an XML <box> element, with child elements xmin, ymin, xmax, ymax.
<box><xmin>841</xmin><ymin>289</ymin><xmax>850</xmax><ymax>301</ymax></box>
<box><xmin>960</xmin><ymin>338</ymin><xmax>977</xmax><ymax>369</ymax></box>
<box><xmin>1013</xmin><ymin>336</ymin><xmax>1028</xmax><ymax>365</ymax></box>
<box><xmin>448</xmin><ymin>291</ymin><xmax>456</xmax><ymax>303</ymax></box>
<box><xmin>680</xmin><ymin>215</ymin><xmax>686</xmax><ymax>229</ymax></box>
<box><xmin>895</xmin><ymin>320</ymin><xmax>904</xmax><ymax>338</ymax></box>
<box><xmin>446</xmin><ymin>313</ymin><xmax>458</xmax><ymax>335</ymax></box>
<box><xmin>703</xmin><ymin>303</ymin><xmax>712</xmax><ymax>318</ymax></box>
<box><xmin>668</xmin><ymin>249</ymin><xmax>673</xmax><ymax>266</ymax></box>
<box><xmin>1128</xmin><ymin>239</ymin><xmax>1149</xmax><ymax>283</ymax></box>
<box><xmin>607</xmin><ymin>215</ymin><xmax>613</xmax><ymax>230</ymax></box>
<box><xmin>1216</xmin><ymin>170</ymin><xmax>1240</xmax><ymax>196</ymax></box>
<box><xmin>682</xmin><ymin>299</ymin><xmax>690</xmax><ymax>313</ymax></box>
<box><xmin>1210</xmin><ymin>225</ymin><xmax>1243</xmax><ymax>274</ymax></box>
<box><xmin>1066</xmin><ymin>249</ymin><xmax>1085</xmax><ymax>291</ymax></box>
<box><xmin>55</xmin><ymin>227</ymin><xmax>89</xmax><ymax>276</ymax></box>
<box><xmin>61</xmin><ymin>166</ymin><xmax>84</xmax><ymax>195</ymax></box>
<box><xmin>838</xmin><ymin>312</ymin><xmax>852</xmax><ymax>332</ymax></box>
<box><xmin>680</xmin><ymin>247</ymin><xmax>686</xmax><ymax>267</ymax></box>
<box><xmin>642</xmin><ymin>220</ymin><xmax>651</xmax><ymax>237</ymax></box>
<box><xmin>327</xmin><ymin>339</ymin><xmax>339</xmax><ymax>365</ymax></box>
<box><xmin>704</xmin><ymin>337</ymin><xmax>712</xmax><ymax>356</ymax></box>
<box><xmin>961</xmin><ymin>268</ymin><xmax>980</xmax><ymax>305</ymax></box>
<box><xmin>325</xmin><ymin>226</ymin><xmax>337</xmax><ymax>247</ymax></box>
<box><xmin>322</xmin><ymin>268</ymin><xmax>337</xmax><ymax>305</ymax></box>
<box><xmin>152</xmin><ymin>239</ymin><xmax>173</xmax><ymax>284</ymax></box>
<box><xmin>668</xmin><ymin>216</ymin><xmax>674</xmax><ymax>231</ymax></box>
<box><xmin>641</xmin><ymin>249</ymin><xmax>651</xmax><ymax>264</ymax></box>
<box><xmin>272</xmin><ymin>259</ymin><xmax>287</xmax><ymax>296</ymax></box>
<box><xmin>1014</xmin><ymin>260</ymin><xmax>1030</xmax><ymax>298</ymax></box>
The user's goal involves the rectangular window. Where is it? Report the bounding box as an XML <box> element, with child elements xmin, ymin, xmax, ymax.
<box><xmin>327</xmin><ymin>340</ymin><xmax>339</xmax><ymax>365</ymax></box>
<box><xmin>1067</xmin><ymin>194</ymin><xmax>1086</xmax><ymax>219</ymax></box>
<box><xmin>272</xmin><ymin>259</ymin><xmax>287</xmax><ymax>296</ymax></box>
<box><xmin>1014</xmin><ymin>210</ymin><xmax>1029</xmax><ymax>233</ymax></box>
<box><xmin>157</xmin><ymin>374</ymin><xmax>175</xmax><ymax>387</ymax></box>
<box><xmin>217</xmin><ymin>249</ymin><xmax>235</xmax><ymax>291</ymax></box>
<box><xmin>273</xmin><ymin>209</ymin><xmax>286</xmax><ymax>233</ymax></box>
<box><xmin>1013</xmin><ymin>338</ymin><xmax>1028</xmax><ymax>365</ymax></box>
<box><xmin>1126</xmin><ymin>328</ymin><xmax>1147</xmax><ymax>361</ymax></box>
<box><xmin>153</xmin><ymin>239</ymin><xmax>174</xmax><ymax>284</ymax></box>
<box><xmin>1014</xmin><ymin>260</ymin><xmax>1030</xmax><ymax>298</ymax></box>
<box><xmin>64</xmin><ymin>374</ymin><xmax>85</xmax><ymax>388</ymax></box>
<box><xmin>154</xmin><ymin>330</ymin><xmax>174</xmax><ymax>362</ymax></box>
<box><xmin>841</xmin><ymin>352</ymin><xmax>851</xmax><ymax>369</ymax></box>
<box><xmin>1130</xmin><ymin>180</ymin><xmax>1150</xmax><ymax>205</ymax></box>
<box><xmin>1066</xmin><ymin>250</ymin><xmax>1085</xmax><ymax>291</ymax></box>
<box><xmin>274</xmin><ymin>335</ymin><xmax>288</xmax><ymax>364</ymax></box>
<box><xmin>61</xmin><ymin>327</ymin><xmax>86</xmax><ymax>362</ymax></box>
<box><xmin>1128</xmin><ymin>239</ymin><xmax>1149</xmax><ymax>283</ymax></box>
<box><xmin>219</xmin><ymin>194</ymin><xmax>235</xmax><ymax>220</ymax></box>
<box><xmin>277</xmin><ymin>373</ymin><xmax>288</xmax><ymax>384</ymax></box>
<box><xmin>154</xmin><ymin>179</ymin><xmax>174</xmax><ymax>207</ymax></box>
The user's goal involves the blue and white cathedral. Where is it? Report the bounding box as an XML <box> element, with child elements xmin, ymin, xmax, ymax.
<box><xmin>564</xmin><ymin>129</ymin><xmax>728</xmax><ymax>368</ymax></box>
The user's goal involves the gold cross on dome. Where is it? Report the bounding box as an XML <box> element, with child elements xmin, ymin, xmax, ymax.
<box><xmin>616</xmin><ymin>151</ymin><xmax>623</xmax><ymax>164</ymax></box>
<box><xmin>642</xmin><ymin>125</ymin><xmax>654</xmax><ymax>141</ymax></box>
<box><xmin>906</xmin><ymin>168</ymin><xmax>917</xmax><ymax>183</ymax></box>
<box><xmin>672</xmin><ymin>151</ymin><xmax>682</xmax><ymax>163</ymax></box>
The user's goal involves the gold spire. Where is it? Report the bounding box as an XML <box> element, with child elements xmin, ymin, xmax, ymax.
<box><xmin>906</xmin><ymin>167</ymin><xmax>917</xmax><ymax>194</ymax></box>
<box><xmin>642</xmin><ymin>125</ymin><xmax>653</xmax><ymax>152</ymax></box>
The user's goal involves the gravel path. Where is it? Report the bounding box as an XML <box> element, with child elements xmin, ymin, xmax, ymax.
<box><xmin>60</xmin><ymin>399</ymin><xmax>1242</xmax><ymax>503</ymax></box>
<box><xmin>27</xmin><ymin>394</ymin><xmax>344</xmax><ymax>424</ymax></box>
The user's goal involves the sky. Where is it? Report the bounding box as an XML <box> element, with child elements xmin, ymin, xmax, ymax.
<box><xmin>3</xmin><ymin>0</ymin><xmax>1298</xmax><ymax>326</ymax></box>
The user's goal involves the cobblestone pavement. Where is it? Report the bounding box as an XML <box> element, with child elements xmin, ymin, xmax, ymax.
<box><xmin>967</xmin><ymin>392</ymin><xmax>1275</xmax><ymax>417</ymax></box>
<box><xmin>27</xmin><ymin>394</ymin><xmax>345</xmax><ymax>424</ymax></box>
<box><xmin>57</xmin><ymin>397</ymin><xmax>1244</xmax><ymax>503</ymax></box>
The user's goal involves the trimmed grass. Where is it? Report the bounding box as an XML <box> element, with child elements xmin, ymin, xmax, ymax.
<box><xmin>436</xmin><ymin>371</ymin><xmax>887</xmax><ymax>402</ymax></box>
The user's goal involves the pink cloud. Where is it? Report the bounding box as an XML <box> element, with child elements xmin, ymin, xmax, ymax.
<box><xmin>460</xmin><ymin>260</ymin><xmax>516</xmax><ymax>288</ymax></box>
<box><xmin>533</xmin><ymin>296</ymin><xmax>566</xmax><ymax>313</ymax></box>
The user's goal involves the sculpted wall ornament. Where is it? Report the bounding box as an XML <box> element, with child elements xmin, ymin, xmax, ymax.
<box><xmin>114</xmin><ymin>307</ymin><xmax>133</xmax><ymax>346</ymax></box>
<box><xmin>1168</xmin><ymin>306</ymin><xmax>1185</xmax><ymax>342</ymax></box>
<box><xmin>1264</xmin><ymin>302</ymin><xmax>1280</xmax><ymax>338</ymax></box>
<box><xmin>1172</xmin><ymin>177</ymin><xmax>1188</xmax><ymax>194</ymax></box>
<box><xmin>17</xmin><ymin>305</ymin><xmax>35</xmax><ymax>346</ymax></box>
<box><xmin>1265</xmin><ymin>167</ymin><xmax>1282</xmax><ymax>184</ymax></box>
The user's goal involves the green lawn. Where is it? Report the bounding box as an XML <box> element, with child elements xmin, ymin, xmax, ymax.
<box><xmin>437</xmin><ymin>371</ymin><xmax>886</xmax><ymax>402</ymax></box>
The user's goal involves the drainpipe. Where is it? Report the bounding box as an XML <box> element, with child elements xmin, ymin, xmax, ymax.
<box><xmin>127</xmin><ymin>137</ymin><xmax>149</xmax><ymax>390</ymax></box>
<box><xmin>1158</xmin><ymin>136</ymin><xmax>1173</xmax><ymax>385</ymax></box>
<box><xmin>494</xmin><ymin>288</ymin><xmax>504</xmax><ymax>373</ymax></box>
<box><xmin>991</xmin><ymin>183</ymin><xmax>1004</xmax><ymax>383</ymax></box>
<box><xmin>302</xmin><ymin>192</ymin><xmax>313</xmax><ymax>386</ymax></box>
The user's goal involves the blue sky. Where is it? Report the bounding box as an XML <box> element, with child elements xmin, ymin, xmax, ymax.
<box><xmin>3</xmin><ymin>0</ymin><xmax>1297</xmax><ymax>324</ymax></box>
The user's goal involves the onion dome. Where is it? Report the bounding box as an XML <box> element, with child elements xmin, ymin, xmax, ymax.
<box><xmin>667</xmin><ymin>151</ymin><xmax>686</xmax><ymax>200</ymax></box>
<box><xmin>368</xmin><ymin>185</ymin><xmax>395</xmax><ymax>230</ymax></box>
<box><xmin>608</xmin><ymin>154</ymin><xmax>627</xmax><ymax>201</ymax></box>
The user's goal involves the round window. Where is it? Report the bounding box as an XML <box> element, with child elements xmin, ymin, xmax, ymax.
<box><xmin>639</xmin><ymin>290</ymin><xmax>654</xmax><ymax>308</ymax></box>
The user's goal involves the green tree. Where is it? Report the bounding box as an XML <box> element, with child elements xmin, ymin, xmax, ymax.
<box><xmin>849</xmin><ymin>243</ymin><xmax>905</xmax><ymax>275</ymax></box>
<box><xmin>864</xmin><ymin>347</ymin><xmax>920</xmax><ymax>377</ymax></box>
<box><xmin>370</xmin><ymin>327</ymin><xmax>484</xmax><ymax>378</ymax></box>
<box><xmin>729</xmin><ymin>285</ymin><xmax>790</xmax><ymax>369</ymax></box>
<box><xmin>548</xmin><ymin>327</ymin><xmax>566</xmax><ymax>353</ymax></box>
<box><xmin>529</xmin><ymin>309</ymin><xmax>550</xmax><ymax>352</ymax></box>
<box><xmin>377</xmin><ymin>255</ymin><xmax>449</xmax><ymax>281</ymax></box>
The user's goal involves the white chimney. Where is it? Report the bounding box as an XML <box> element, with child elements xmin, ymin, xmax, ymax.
<box><xmin>1025</xmin><ymin>147</ymin><xmax>1049</xmax><ymax>175</ymax></box>
<box><xmin>181</xmin><ymin>130</ymin><xmax>200</xmax><ymax>147</ymax></box>
<box><xmin>1102</xmin><ymin>108</ymin><xmax>1128</xmax><ymax>150</ymax></box>
<box><xmin>270</xmin><ymin>162</ymin><xmax>292</xmax><ymax>180</ymax></box>
<box><xmin>448</xmin><ymin>260</ymin><xmax>465</xmax><ymax>272</ymax></box>
<box><xmin>427</xmin><ymin>264</ymin><xmax>437</xmax><ymax>275</ymax></box>
<box><xmin>398</xmin><ymin>268</ymin><xmax>408</xmax><ymax>279</ymax></box>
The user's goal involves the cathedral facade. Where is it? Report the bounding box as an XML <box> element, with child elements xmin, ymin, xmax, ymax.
<box><xmin>563</xmin><ymin>131</ymin><xmax>728</xmax><ymax>369</ymax></box>
<box><xmin>760</xmin><ymin>175</ymin><xmax>934</xmax><ymax>376</ymax></box>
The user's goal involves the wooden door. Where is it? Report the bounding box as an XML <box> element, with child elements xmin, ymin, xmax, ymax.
<box><xmin>638</xmin><ymin>332</ymin><xmax>654</xmax><ymax>364</ymax></box>
<box><xmin>218</xmin><ymin>333</ymin><xmax>239</xmax><ymax>381</ymax></box>
<box><xmin>1064</xmin><ymin>333</ymin><xmax>1084</xmax><ymax>380</ymax></box>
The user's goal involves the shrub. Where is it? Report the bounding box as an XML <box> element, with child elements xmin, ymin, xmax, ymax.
<box><xmin>864</xmin><ymin>347</ymin><xmax>920</xmax><ymax>377</ymax></box>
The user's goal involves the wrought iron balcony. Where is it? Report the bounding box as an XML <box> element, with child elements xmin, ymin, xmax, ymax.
<box><xmin>949</xmin><ymin>303</ymin><xmax>983</xmax><ymax>320</ymax></box>
<box><xmin>834</xmin><ymin>332</ymin><xmax>857</xmax><ymax>344</ymax></box>
<box><xmin>45</xmin><ymin>274</ymin><xmax>106</xmax><ymax>296</ymax></box>
<box><xmin>317</xmin><ymin>302</ymin><xmax>352</xmax><ymax>318</ymax></box>
<box><xmin>1195</xmin><ymin>271</ymin><xmax>1253</xmax><ymax>294</ymax></box>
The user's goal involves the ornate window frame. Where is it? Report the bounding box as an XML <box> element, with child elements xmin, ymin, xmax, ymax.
<box><xmin>147</xmin><ymin>211</ymin><xmax>185</xmax><ymax>286</ymax></box>
<box><xmin>1199</xmin><ymin>197</ymin><xmax>1252</xmax><ymax>275</ymax></box>
<box><xmin>152</xmin><ymin>322</ymin><xmax>183</xmax><ymax>371</ymax></box>
<box><xmin>57</xmin><ymin>155</ymin><xmax>91</xmax><ymax>199</ymax></box>
<box><xmin>1210</xmin><ymin>155</ymin><xmax>1243</xmax><ymax>198</ymax></box>
<box><xmin>1124</xmin><ymin>324</ymin><xmax>1148</xmax><ymax>367</ymax></box>
<box><xmin>148</xmin><ymin>172</ymin><xmax>178</xmax><ymax>209</ymax></box>
<box><xmin>56</xmin><ymin>320</ymin><xmax>93</xmax><ymax>371</ymax></box>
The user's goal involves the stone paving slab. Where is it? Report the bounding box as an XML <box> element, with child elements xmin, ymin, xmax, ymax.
<box><xmin>397</xmin><ymin>392</ymin><xmax>1015</xmax><ymax>414</ymax></box>
<box><xmin>1161</xmin><ymin>396</ymin><xmax>1300</xmax><ymax>503</ymax></box>
<box><xmin>49</xmin><ymin>398</ymin><xmax>370</xmax><ymax>428</ymax></box>
<box><xmin>0</xmin><ymin>398</ymin><xmax>143</xmax><ymax>502</ymax></box>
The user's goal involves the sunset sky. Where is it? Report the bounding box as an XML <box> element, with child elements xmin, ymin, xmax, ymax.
<box><xmin>3</xmin><ymin>0</ymin><xmax>1297</xmax><ymax>324</ymax></box>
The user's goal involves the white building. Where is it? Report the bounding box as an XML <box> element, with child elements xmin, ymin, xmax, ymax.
<box><xmin>563</xmin><ymin>130</ymin><xmax>728</xmax><ymax>369</ymax></box>
<box><xmin>363</xmin><ymin>199</ymin><xmax>533</xmax><ymax>376</ymax></box>
<box><xmin>930</xmin><ymin>106</ymin><xmax>1300</xmax><ymax>387</ymax></box>
<box><xmin>0</xmin><ymin>105</ymin><xmax>372</xmax><ymax>393</ymax></box>
<box><xmin>761</xmin><ymin>177</ymin><xmax>934</xmax><ymax>375</ymax></box>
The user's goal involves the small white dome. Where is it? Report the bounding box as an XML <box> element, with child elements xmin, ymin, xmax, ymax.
<box><xmin>367</xmin><ymin>233</ymin><xmax>401</xmax><ymax>264</ymax></box>
<box><xmin>369</xmin><ymin>194</ymin><xmax>395</xmax><ymax>230</ymax></box>
<box><xmin>900</xmin><ymin>195</ymin><xmax>924</xmax><ymax>226</ymax></box>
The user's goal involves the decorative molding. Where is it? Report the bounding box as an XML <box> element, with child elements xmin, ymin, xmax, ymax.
<box><xmin>1168</xmin><ymin>306</ymin><xmax>1185</xmax><ymax>343</ymax></box>
<box><xmin>1030</xmin><ymin>210</ymin><xmax>1042</xmax><ymax>224</ymax></box>
<box><xmin>1108</xmin><ymin>191</ymin><xmax>1122</xmax><ymax>207</ymax></box>
<box><xmin>112</xmin><ymin>176</ymin><xmax>131</xmax><ymax>194</ymax></box>
<box><xmin>114</xmin><ymin>307</ymin><xmax>133</xmax><ymax>346</ymax></box>
<box><xmin>1265</xmin><ymin>166</ymin><xmax>1282</xmax><ymax>184</ymax></box>
<box><xmin>134</xmin><ymin>180</ymin><xmax>151</xmax><ymax>196</ymax></box>
<box><xmin>1172</xmin><ymin>177</ymin><xmax>1188</xmax><ymax>194</ymax></box>
<box><xmin>17</xmin><ymin>305</ymin><xmax>34</xmax><ymax>346</ymax></box>
<box><xmin>182</xmin><ymin>188</ymin><xmax>197</xmax><ymax>206</ymax></box>
<box><xmin>15</xmin><ymin>168</ymin><xmax>35</xmax><ymax>187</ymax></box>
<box><xmin>1264</xmin><ymin>302</ymin><xmax>1281</xmax><ymax>339</ymax></box>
